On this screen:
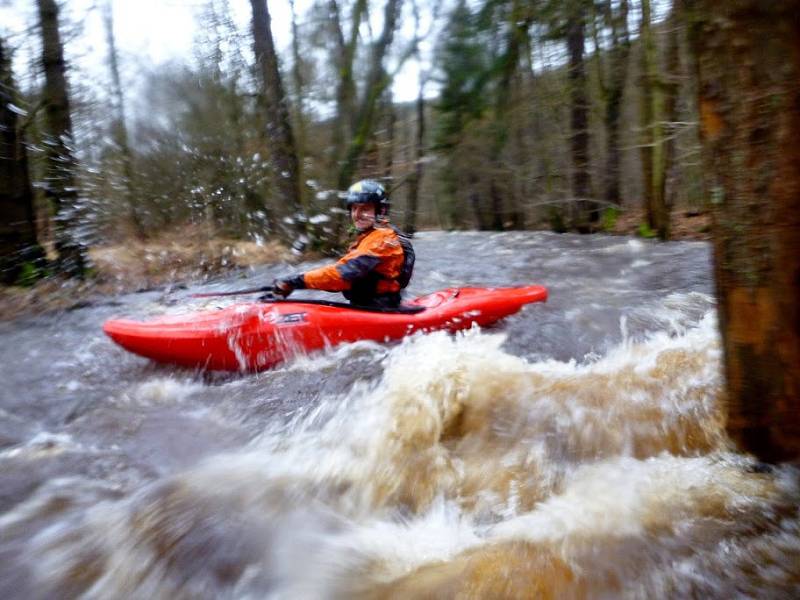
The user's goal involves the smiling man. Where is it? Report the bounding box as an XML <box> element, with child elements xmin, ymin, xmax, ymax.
<box><xmin>273</xmin><ymin>180</ymin><xmax>415</xmax><ymax>309</ymax></box>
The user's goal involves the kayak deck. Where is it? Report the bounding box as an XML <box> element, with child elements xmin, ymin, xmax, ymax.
<box><xmin>103</xmin><ymin>286</ymin><xmax>547</xmax><ymax>371</ymax></box>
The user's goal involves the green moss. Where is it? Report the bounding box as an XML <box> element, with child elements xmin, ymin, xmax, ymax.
<box><xmin>548</xmin><ymin>208</ymin><xmax>567</xmax><ymax>233</ymax></box>
<box><xmin>15</xmin><ymin>261</ymin><xmax>46</xmax><ymax>287</ymax></box>
<box><xmin>710</xmin><ymin>185</ymin><xmax>725</xmax><ymax>205</ymax></box>
<box><xmin>602</xmin><ymin>207</ymin><xmax>620</xmax><ymax>231</ymax></box>
<box><xmin>637</xmin><ymin>222</ymin><xmax>657</xmax><ymax>239</ymax></box>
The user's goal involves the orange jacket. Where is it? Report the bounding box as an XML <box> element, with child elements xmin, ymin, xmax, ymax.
<box><xmin>302</xmin><ymin>226</ymin><xmax>405</xmax><ymax>294</ymax></box>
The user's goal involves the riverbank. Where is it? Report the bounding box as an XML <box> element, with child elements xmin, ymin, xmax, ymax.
<box><xmin>0</xmin><ymin>231</ymin><xmax>292</xmax><ymax>321</ymax></box>
<box><xmin>0</xmin><ymin>209</ymin><xmax>711</xmax><ymax>321</ymax></box>
<box><xmin>610</xmin><ymin>207</ymin><xmax>711</xmax><ymax>241</ymax></box>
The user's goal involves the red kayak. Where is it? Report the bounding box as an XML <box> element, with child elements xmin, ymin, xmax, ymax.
<box><xmin>103</xmin><ymin>286</ymin><xmax>547</xmax><ymax>372</ymax></box>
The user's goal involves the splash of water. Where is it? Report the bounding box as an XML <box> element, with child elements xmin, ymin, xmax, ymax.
<box><xmin>5</xmin><ymin>314</ymin><xmax>798</xmax><ymax>598</ymax></box>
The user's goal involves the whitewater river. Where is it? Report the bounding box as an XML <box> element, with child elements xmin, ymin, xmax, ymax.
<box><xmin>0</xmin><ymin>231</ymin><xmax>798</xmax><ymax>598</ymax></box>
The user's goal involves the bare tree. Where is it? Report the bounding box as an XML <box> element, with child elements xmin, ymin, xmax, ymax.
<box><xmin>321</xmin><ymin>0</ymin><xmax>403</xmax><ymax>244</ymax></box>
<box><xmin>103</xmin><ymin>0</ymin><xmax>143</xmax><ymax>238</ymax></box>
<box><xmin>328</xmin><ymin>0</ymin><xmax>368</xmax><ymax>171</ymax></box>
<box><xmin>289</xmin><ymin>0</ymin><xmax>308</xmax><ymax>209</ymax></box>
<box><xmin>688</xmin><ymin>0</ymin><xmax>800</xmax><ymax>462</ymax></box>
<box><xmin>600</xmin><ymin>0</ymin><xmax>631</xmax><ymax>209</ymax></box>
<box><xmin>638</xmin><ymin>0</ymin><xmax>671</xmax><ymax>239</ymax></box>
<box><xmin>402</xmin><ymin>0</ymin><xmax>438</xmax><ymax>235</ymax></box>
<box><xmin>655</xmin><ymin>0</ymin><xmax>684</xmax><ymax>240</ymax></box>
<box><xmin>496</xmin><ymin>0</ymin><xmax>530</xmax><ymax>230</ymax></box>
<box><xmin>566</xmin><ymin>0</ymin><xmax>593</xmax><ymax>231</ymax></box>
<box><xmin>336</xmin><ymin>0</ymin><xmax>403</xmax><ymax>192</ymax></box>
<box><xmin>37</xmin><ymin>0</ymin><xmax>87</xmax><ymax>276</ymax></box>
<box><xmin>1</xmin><ymin>36</ymin><xmax>46</xmax><ymax>284</ymax></box>
<box><xmin>381</xmin><ymin>89</ymin><xmax>396</xmax><ymax>180</ymax></box>
<box><xmin>249</xmin><ymin>0</ymin><xmax>305</xmax><ymax>238</ymax></box>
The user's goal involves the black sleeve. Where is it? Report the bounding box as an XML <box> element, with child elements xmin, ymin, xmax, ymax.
<box><xmin>286</xmin><ymin>274</ymin><xmax>306</xmax><ymax>289</ymax></box>
<box><xmin>336</xmin><ymin>254</ymin><xmax>381</xmax><ymax>282</ymax></box>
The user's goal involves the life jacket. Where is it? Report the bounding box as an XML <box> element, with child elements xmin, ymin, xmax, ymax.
<box><xmin>389</xmin><ymin>225</ymin><xmax>415</xmax><ymax>289</ymax></box>
<box><xmin>301</xmin><ymin>223</ymin><xmax>415</xmax><ymax>308</ymax></box>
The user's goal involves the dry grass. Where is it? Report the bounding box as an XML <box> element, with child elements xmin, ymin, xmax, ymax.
<box><xmin>0</xmin><ymin>227</ymin><xmax>293</xmax><ymax>321</ymax></box>
<box><xmin>90</xmin><ymin>229</ymin><xmax>292</xmax><ymax>288</ymax></box>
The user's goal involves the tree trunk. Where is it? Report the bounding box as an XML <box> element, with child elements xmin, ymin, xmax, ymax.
<box><xmin>688</xmin><ymin>0</ymin><xmax>800</xmax><ymax>462</ymax></box>
<box><xmin>639</xmin><ymin>0</ymin><xmax>670</xmax><ymax>239</ymax></box>
<box><xmin>249</xmin><ymin>0</ymin><xmax>304</xmax><ymax>238</ymax></box>
<box><xmin>0</xmin><ymin>36</ymin><xmax>46</xmax><ymax>284</ymax></box>
<box><xmin>639</xmin><ymin>0</ymin><xmax>655</xmax><ymax>229</ymax></box>
<box><xmin>489</xmin><ymin>0</ymin><xmax>530</xmax><ymax>231</ymax></box>
<box><xmin>489</xmin><ymin>181</ymin><xmax>504</xmax><ymax>230</ymax></box>
<box><xmin>603</xmin><ymin>0</ymin><xmax>630</xmax><ymax>209</ymax></box>
<box><xmin>336</xmin><ymin>0</ymin><xmax>403</xmax><ymax>192</ymax></box>
<box><xmin>404</xmin><ymin>86</ymin><xmax>425</xmax><ymax>236</ymax></box>
<box><xmin>566</xmin><ymin>0</ymin><xmax>592</xmax><ymax>231</ymax></box>
<box><xmin>37</xmin><ymin>0</ymin><xmax>87</xmax><ymax>277</ymax></box>
<box><xmin>656</xmin><ymin>0</ymin><xmax>683</xmax><ymax>241</ymax></box>
<box><xmin>330</xmin><ymin>0</ymin><xmax>403</xmax><ymax>244</ymax></box>
<box><xmin>469</xmin><ymin>187</ymin><xmax>489</xmax><ymax>231</ymax></box>
<box><xmin>289</xmin><ymin>0</ymin><xmax>308</xmax><ymax>212</ymax></box>
<box><xmin>103</xmin><ymin>0</ymin><xmax>143</xmax><ymax>239</ymax></box>
<box><xmin>329</xmin><ymin>0</ymin><xmax>367</xmax><ymax>175</ymax></box>
<box><xmin>382</xmin><ymin>89</ymin><xmax>396</xmax><ymax>180</ymax></box>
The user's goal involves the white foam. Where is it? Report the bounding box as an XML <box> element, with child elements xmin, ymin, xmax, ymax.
<box><xmin>281</xmin><ymin>339</ymin><xmax>388</xmax><ymax>373</ymax></box>
<box><xmin>16</xmin><ymin>311</ymin><xmax>758</xmax><ymax>598</ymax></box>
<box><xmin>488</xmin><ymin>454</ymin><xmax>776</xmax><ymax>547</ymax></box>
<box><xmin>121</xmin><ymin>377</ymin><xmax>204</xmax><ymax>407</ymax></box>
<box><xmin>0</xmin><ymin>431</ymin><xmax>81</xmax><ymax>461</ymax></box>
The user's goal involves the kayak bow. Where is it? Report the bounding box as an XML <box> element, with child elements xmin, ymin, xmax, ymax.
<box><xmin>103</xmin><ymin>285</ymin><xmax>547</xmax><ymax>371</ymax></box>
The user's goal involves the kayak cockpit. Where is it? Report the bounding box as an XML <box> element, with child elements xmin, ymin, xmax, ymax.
<box><xmin>260</xmin><ymin>298</ymin><xmax>427</xmax><ymax>314</ymax></box>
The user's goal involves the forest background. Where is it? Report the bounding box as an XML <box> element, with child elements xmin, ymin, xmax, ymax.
<box><xmin>1</xmin><ymin>0</ymin><xmax>799</xmax><ymax>462</ymax></box>
<box><xmin>2</xmin><ymin>0</ymin><xmax>695</xmax><ymax>281</ymax></box>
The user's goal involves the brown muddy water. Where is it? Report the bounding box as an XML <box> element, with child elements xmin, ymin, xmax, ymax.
<box><xmin>0</xmin><ymin>231</ymin><xmax>797</xmax><ymax>598</ymax></box>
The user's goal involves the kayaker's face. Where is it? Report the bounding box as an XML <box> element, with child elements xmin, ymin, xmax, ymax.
<box><xmin>351</xmin><ymin>203</ymin><xmax>376</xmax><ymax>231</ymax></box>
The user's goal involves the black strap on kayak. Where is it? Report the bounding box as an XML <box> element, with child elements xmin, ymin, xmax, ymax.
<box><xmin>259</xmin><ymin>297</ymin><xmax>426</xmax><ymax>314</ymax></box>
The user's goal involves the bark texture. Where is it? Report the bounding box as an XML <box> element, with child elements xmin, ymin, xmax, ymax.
<box><xmin>490</xmin><ymin>0</ymin><xmax>529</xmax><ymax>230</ymax></box>
<box><xmin>336</xmin><ymin>0</ymin><xmax>403</xmax><ymax>191</ymax></box>
<box><xmin>403</xmin><ymin>87</ymin><xmax>425</xmax><ymax>235</ymax></box>
<box><xmin>329</xmin><ymin>0</ymin><xmax>402</xmax><ymax>244</ymax></box>
<box><xmin>37</xmin><ymin>0</ymin><xmax>87</xmax><ymax>276</ymax></box>
<box><xmin>566</xmin><ymin>0</ymin><xmax>592</xmax><ymax>231</ymax></box>
<box><xmin>329</xmin><ymin>0</ymin><xmax>366</xmax><ymax>163</ymax></box>
<box><xmin>0</xmin><ymin>37</ymin><xmax>45</xmax><ymax>284</ymax></box>
<box><xmin>656</xmin><ymin>0</ymin><xmax>683</xmax><ymax>240</ymax></box>
<box><xmin>103</xmin><ymin>0</ymin><xmax>143</xmax><ymax>238</ymax></box>
<box><xmin>289</xmin><ymin>0</ymin><xmax>307</xmax><ymax>209</ymax></box>
<box><xmin>602</xmin><ymin>0</ymin><xmax>630</xmax><ymax>208</ymax></box>
<box><xmin>688</xmin><ymin>0</ymin><xmax>800</xmax><ymax>462</ymax></box>
<box><xmin>382</xmin><ymin>91</ymin><xmax>396</xmax><ymax>180</ymax></box>
<box><xmin>639</xmin><ymin>0</ymin><xmax>658</xmax><ymax>235</ymax></box>
<box><xmin>250</xmin><ymin>0</ymin><xmax>304</xmax><ymax>236</ymax></box>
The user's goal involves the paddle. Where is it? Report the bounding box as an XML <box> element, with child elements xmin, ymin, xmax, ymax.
<box><xmin>190</xmin><ymin>286</ymin><xmax>276</xmax><ymax>298</ymax></box>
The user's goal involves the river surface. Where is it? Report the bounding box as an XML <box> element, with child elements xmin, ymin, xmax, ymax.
<box><xmin>0</xmin><ymin>231</ymin><xmax>798</xmax><ymax>599</ymax></box>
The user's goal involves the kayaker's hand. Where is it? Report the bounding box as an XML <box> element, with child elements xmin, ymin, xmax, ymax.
<box><xmin>272</xmin><ymin>275</ymin><xmax>305</xmax><ymax>298</ymax></box>
<box><xmin>273</xmin><ymin>279</ymin><xmax>293</xmax><ymax>298</ymax></box>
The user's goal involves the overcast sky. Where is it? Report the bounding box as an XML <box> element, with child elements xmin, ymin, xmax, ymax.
<box><xmin>1</xmin><ymin>0</ymin><xmax>313</xmax><ymax>65</ymax></box>
<box><xmin>0</xmin><ymin>0</ymin><xmax>430</xmax><ymax>109</ymax></box>
<box><xmin>0</xmin><ymin>0</ymin><xmax>671</xmax><ymax>116</ymax></box>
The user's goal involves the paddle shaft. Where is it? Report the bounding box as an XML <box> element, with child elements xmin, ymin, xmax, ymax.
<box><xmin>190</xmin><ymin>286</ymin><xmax>275</xmax><ymax>298</ymax></box>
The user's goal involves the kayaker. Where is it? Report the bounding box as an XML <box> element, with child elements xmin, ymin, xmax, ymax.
<box><xmin>272</xmin><ymin>179</ymin><xmax>415</xmax><ymax>309</ymax></box>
